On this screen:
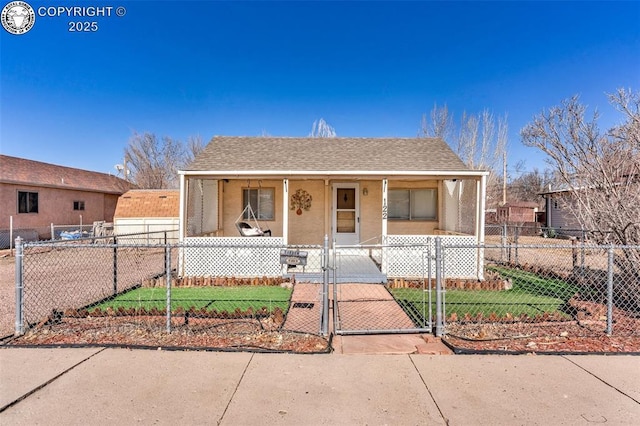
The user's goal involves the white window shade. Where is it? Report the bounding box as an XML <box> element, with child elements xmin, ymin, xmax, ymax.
<box><xmin>389</xmin><ymin>188</ymin><xmax>437</xmax><ymax>220</ymax></box>
<box><xmin>411</xmin><ymin>189</ymin><xmax>437</xmax><ymax>220</ymax></box>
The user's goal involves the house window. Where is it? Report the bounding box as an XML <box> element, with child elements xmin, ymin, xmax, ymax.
<box><xmin>73</xmin><ymin>201</ymin><xmax>85</xmax><ymax>211</ymax></box>
<box><xmin>18</xmin><ymin>191</ymin><xmax>39</xmax><ymax>214</ymax></box>
<box><xmin>388</xmin><ymin>189</ymin><xmax>437</xmax><ymax>220</ymax></box>
<box><xmin>242</xmin><ymin>188</ymin><xmax>274</xmax><ymax>220</ymax></box>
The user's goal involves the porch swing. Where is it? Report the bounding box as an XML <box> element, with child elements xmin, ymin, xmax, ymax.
<box><xmin>235</xmin><ymin>181</ymin><xmax>272</xmax><ymax>237</ymax></box>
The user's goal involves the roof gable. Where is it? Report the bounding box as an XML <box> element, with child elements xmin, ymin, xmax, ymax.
<box><xmin>0</xmin><ymin>155</ymin><xmax>133</xmax><ymax>194</ymax></box>
<box><xmin>184</xmin><ymin>136</ymin><xmax>471</xmax><ymax>174</ymax></box>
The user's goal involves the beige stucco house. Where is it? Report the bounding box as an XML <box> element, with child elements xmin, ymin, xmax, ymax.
<box><xmin>178</xmin><ymin>136</ymin><xmax>488</xmax><ymax>280</ymax></box>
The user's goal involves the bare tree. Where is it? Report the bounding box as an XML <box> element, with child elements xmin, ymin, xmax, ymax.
<box><xmin>521</xmin><ymin>89</ymin><xmax>640</xmax><ymax>307</ymax></box>
<box><xmin>309</xmin><ymin>118</ymin><xmax>337</xmax><ymax>138</ymax></box>
<box><xmin>420</xmin><ymin>104</ymin><xmax>508</xmax><ymax>207</ymax></box>
<box><xmin>419</xmin><ymin>103</ymin><xmax>454</xmax><ymax>141</ymax></box>
<box><xmin>184</xmin><ymin>135</ymin><xmax>206</xmax><ymax>167</ymax></box>
<box><xmin>507</xmin><ymin>168</ymin><xmax>555</xmax><ymax>207</ymax></box>
<box><xmin>124</xmin><ymin>132</ymin><xmax>200</xmax><ymax>189</ymax></box>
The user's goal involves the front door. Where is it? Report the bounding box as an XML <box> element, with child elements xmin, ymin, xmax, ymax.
<box><xmin>333</xmin><ymin>183</ymin><xmax>359</xmax><ymax>245</ymax></box>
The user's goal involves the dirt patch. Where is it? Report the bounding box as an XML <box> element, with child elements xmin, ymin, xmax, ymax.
<box><xmin>7</xmin><ymin>316</ymin><xmax>331</xmax><ymax>353</ymax></box>
<box><xmin>443</xmin><ymin>292</ymin><xmax>640</xmax><ymax>353</ymax></box>
<box><xmin>443</xmin><ymin>303</ymin><xmax>640</xmax><ymax>354</ymax></box>
<box><xmin>444</xmin><ymin>325</ymin><xmax>640</xmax><ymax>354</ymax></box>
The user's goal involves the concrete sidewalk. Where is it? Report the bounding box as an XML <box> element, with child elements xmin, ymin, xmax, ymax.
<box><xmin>1</xmin><ymin>347</ymin><xmax>639</xmax><ymax>425</ymax></box>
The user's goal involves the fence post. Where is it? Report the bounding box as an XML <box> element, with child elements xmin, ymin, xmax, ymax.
<box><xmin>14</xmin><ymin>237</ymin><xmax>24</xmax><ymax>335</ymax></box>
<box><xmin>435</xmin><ymin>237</ymin><xmax>444</xmax><ymax>337</ymax></box>
<box><xmin>580</xmin><ymin>228</ymin><xmax>586</xmax><ymax>277</ymax></box>
<box><xmin>606</xmin><ymin>246</ymin><xmax>614</xmax><ymax>336</ymax></box>
<box><xmin>9</xmin><ymin>216</ymin><xmax>13</xmax><ymax>257</ymax></box>
<box><xmin>501</xmin><ymin>223</ymin><xmax>507</xmax><ymax>261</ymax></box>
<box><xmin>50</xmin><ymin>223</ymin><xmax>54</xmax><ymax>240</ymax></box>
<box><xmin>166</xmin><ymin>243</ymin><xmax>172</xmax><ymax>333</ymax></box>
<box><xmin>321</xmin><ymin>234</ymin><xmax>329</xmax><ymax>336</ymax></box>
<box><xmin>571</xmin><ymin>237</ymin><xmax>578</xmax><ymax>269</ymax></box>
<box><xmin>112</xmin><ymin>236</ymin><xmax>118</xmax><ymax>295</ymax></box>
<box><xmin>514</xmin><ymin>226</ymin><xmax>519</xmax><ymax>265</ymax></box>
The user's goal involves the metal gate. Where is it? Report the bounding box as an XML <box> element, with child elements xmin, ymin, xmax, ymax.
<box><xmin>331</xmin><ymin>242</ymin><xmax>437</xmax><ymax>335</ymax></box>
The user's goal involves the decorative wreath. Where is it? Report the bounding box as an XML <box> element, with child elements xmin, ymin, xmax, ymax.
<box><xmin>291</xmin><ymin>189</ymin><xmax>312</xmax><ymax>212</ymax></box>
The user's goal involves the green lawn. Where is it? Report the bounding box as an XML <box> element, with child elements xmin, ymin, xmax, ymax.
<box><xmin>95</xmin><ymin>286</ymin><xmax>292</xmax><ymax>314</ymax></box>
<box><xmin>391</xmin><ymin>266</ymin><xmax>579</xmax><ymax>324</ymax></box>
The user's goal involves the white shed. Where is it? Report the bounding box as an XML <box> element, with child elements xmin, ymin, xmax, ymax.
<box><xmin>114</xmin><ymin>189</ymin><xmax>179</xmax><ymax>243</ymax></box>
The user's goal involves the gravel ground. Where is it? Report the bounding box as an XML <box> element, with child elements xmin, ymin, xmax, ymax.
<box><xmin>0</xmin><ymin>246</ymin><xmax>170</xmax><ymax>338</ymax></box>
<box><xmin>484</xmin><ymin>235</ymin><xmax>610</xmax><ymax>275</ymax></box>
<box><xmin>0</xmin><ymin>253</ymin><xmax>15</xmax><ymax>337</ymax></box>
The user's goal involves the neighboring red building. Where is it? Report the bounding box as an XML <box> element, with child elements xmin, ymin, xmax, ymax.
<box><xmin>495</xmin><ymin>201</ymin><xmax>538</xmax><ymax>223</ymax></box>
<box><xmin>0</xmin><ymin>155</ymin><xmax>133</xmax><ymax>241</ymax></box>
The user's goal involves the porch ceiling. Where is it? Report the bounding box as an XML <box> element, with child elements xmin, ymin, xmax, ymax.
<box><xmin>179</xmin><ymin>171</ymin><xmax>488</xmax><ymax>180</ymax></box>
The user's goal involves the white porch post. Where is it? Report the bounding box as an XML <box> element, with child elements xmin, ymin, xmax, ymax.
<box><xmin>282</xmin><ymin>179</ymin><xmax>289</xmax><ymax>245</ymax></box>
<box><xmin>381</xmin><ymin>178</ymin><xmax>388</xmax><ymax>274</ymax></box>
<box><xmin>476</xmin><ymin>175</ymin><xmax>486</xmax><ymax>244</ymax></box>
<box><xmin>179</xmin><ymin>173</ymin><xmax>186</xmax><ymax>243</ymax></box>
<box><xmin>476</xmin><ymin>174</ymin><xmax>487</xmax><ymax>280</ymax></box>
<box><xmin>382</xmin><ymin>178</ymin><xmax>388</xmax><ymax>239</ymax></box>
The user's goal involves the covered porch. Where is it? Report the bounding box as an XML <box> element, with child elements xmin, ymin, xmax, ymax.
<box><xmin>177</xmin><ymin>136</ymin><xmax>487</xmax><ymax>280</ymax></box>
<box><xmin>178</xmin><ymin>174</ymin><xmax>486</xmax><ymax>280</ymax></box>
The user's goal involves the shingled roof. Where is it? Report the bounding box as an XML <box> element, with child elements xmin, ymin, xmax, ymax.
<box><xmin>114</xmin><ymin>190</ymin><xmax>179</xmax><ymax>218</ymax></box>
<box><xmin>184</xmin><ymin>136</ymin><xmax>472</xmax><ymax>174</ymax></box>
<box><xmin>0</xmin><ymin>155</ymin><xmax>132</xmax><ymax>194</ymax></box>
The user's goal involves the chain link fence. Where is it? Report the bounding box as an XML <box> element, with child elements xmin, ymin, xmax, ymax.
<box><xmin>10</xmin><ymin>237</ymin><xmax>331</xmax><ymax>352</ymax></box>
<box><xmin>331</xmin><ymin>238</ymin><xmax>638</xmax><ymax>341</ymax></box>
<box><xmin>485</xmin><ymin>223</ymin><xmax>615</xmax><ymax>243</ymax></box>
<box><xmin>7</xmin><ymin>236</ymin><xmax>639</xmax><ymax>352</ymax></box>
<box><xmin>0</xmin><ymin>221</ymin><xmax>179</xmax><ymax>251</ymax></box>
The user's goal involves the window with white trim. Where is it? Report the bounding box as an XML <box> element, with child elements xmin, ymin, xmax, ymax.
<box><xmin>388</xmin><ymin>189</ymin><xmax>437</xmax><ymax>220</ymax></box>
<box><xmin>243</xmin><ymin>188</ymin><xmax>275</xmax><ymax>220</ymax></box>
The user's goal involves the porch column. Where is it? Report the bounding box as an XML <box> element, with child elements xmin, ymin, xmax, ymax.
<box><xmin>282</xmin><ymin>179</ymin><xmax>289</xmax><ymax>244</ymax></box>
<box><xmin>178</xmin><ymin>173</ymin><xmax>186</xmax><ymax>242</ymax></box>
<box><xmin>381</xmin><ymin>178</ymin><xmax>388</xmax><ymax>274</ymax></box>
<box><xmin>382</xmin><ymin>178</ymin><xmax>388</xmax><ymax>240</ymax></box>
<box><xmin>476</xmin><ymin>175</ymin><xmax>486</xmax><ymax>244</ymax></box>
<box><xmin>476</xmin><ymin>174</ymin><xmax>487</xmax><ymax>280</ymax></box>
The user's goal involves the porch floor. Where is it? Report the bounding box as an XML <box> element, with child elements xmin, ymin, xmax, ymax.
<box><xmin>284</xmin><ymin>251</ymin><xmax>386</xmax><ymax>284</ymax></box>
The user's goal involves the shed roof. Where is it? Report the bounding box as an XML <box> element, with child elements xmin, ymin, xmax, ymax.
<box><xmin>114</xmin><ymin>190</ymin><xmax>179</xmax><ymax>218</ymax></box>
<box><xmin>184</xmin><ymin>136</ymin><xmax>478</xmax><ymax>175</ymax></box>
<box><xmin>0</xmin><ymin>155</ymin><xmax>132</xmax><ymax>194</ymax></box>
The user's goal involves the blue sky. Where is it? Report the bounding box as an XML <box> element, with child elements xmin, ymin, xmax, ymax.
<box><xmin>1</xmin><ymin>1</ymin><xmax>639</xmax><ymax>177</ymax></box>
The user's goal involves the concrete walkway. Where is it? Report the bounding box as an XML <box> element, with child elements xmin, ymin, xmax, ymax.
<box><xmin>1</xmin><ymin>347</ymin><xmax>639</xmax><ymax>425</ymax></box>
